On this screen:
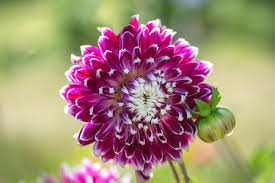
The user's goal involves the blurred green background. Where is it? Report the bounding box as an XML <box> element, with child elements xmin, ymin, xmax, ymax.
<box><xmin>0</xmin><ymin>0</ymin><xmax>274</xmax><ymax>182</ymax></box>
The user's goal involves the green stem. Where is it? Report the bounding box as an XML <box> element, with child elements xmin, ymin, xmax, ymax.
<box><xmin>179</xmin><ymin>158</ymin><xmax>191</xmax><ymax>183</ymax></box>
<box><xmin>168</xmin><ymin>160</ymin><xmax>180</xmax><ymax>183</ymax></box>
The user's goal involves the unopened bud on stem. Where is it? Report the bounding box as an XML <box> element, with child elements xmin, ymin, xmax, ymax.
<box><xmin>197</xmin><ymin>107</ymin><xmax>236</xmax><ymax>143</ymax></box>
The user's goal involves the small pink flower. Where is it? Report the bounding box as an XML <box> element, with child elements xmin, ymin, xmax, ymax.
<box><xmin>60</xmin><ymin>15</ymin><xmax>212</xmax><ymax>179</ymax></box>
<box><xmin>38</xmin><ymin>159</ymin><xmax>131</xmax><ymax>183</ymax></box>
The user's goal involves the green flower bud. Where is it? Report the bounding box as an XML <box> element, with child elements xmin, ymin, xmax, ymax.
<box><xmin>197</xmin><ymin>107</ymin><xmax>236</xmax><ymax>143</ymax></box>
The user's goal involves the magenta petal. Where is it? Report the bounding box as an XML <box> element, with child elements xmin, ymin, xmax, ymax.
<box><xmin>120</xmin><ymin>49</ymin><xmax>133</xmax><ymax>69</ymax></box>
<box><xmin>76</xmin><ymin>128</ymin><xmax>95</xmax><ymax>146</ymax></box>
<box><xmin>180</xmin><ymin>135</ymin><xmax>190</xmax><ymax>150</ymax></box>
<box><xmin>176</xmin><ymin>46</ymin><xmax>198</xmax><ymax>62</ymax></box>
<box><xmin>75</xmin><ymin>94</ymin><xmax>104</xmax><ymax>108</ymax></box>
<box><xmin>125</xmin><ymin>134</ymin><xmax>135</xmax><ymax>146</ymax></box>
<box><xmin>142</xmin><ymin>44</ymin><xmax>158</xmax><ymax>61</ymax></box>
<box><xmin>71</xmin><ymin>54</ymin><xmax>82</xmax><ymax>65</ymax></box>
<box><xmin>166</xmin><ymin>133</ymin><xmax>181</xmax><ymax>150</ymax></box>
<box><xmin>120</xmin><ymin>24</ymin><xmax>136</xmax><ymax>35</ymax></box>
<box><xmin>120</xmin><ymin>31</ymin><xmax>136</xmax><ymax>53</ymax></box>
<box><xmin>66</xmin><ymin>104</ymin><xmax>81</xmax><ymax>116</ymax></box>
<box><xmin>180</xmin><ymin>119</ymin><xmax>197</xmax><ymax>136</ymax></box>
<box><xmin>159</xmin><ymin>29</ymin><xmax>175</xmax><ymax>49</ymax></box>
<box><xmin>84</xmin><ymin>78</ymin><xmax>103</xmax><ymax>92</ymax></box>
<box><xmin>113</xmin><ymin>137</ymin><xmax>125</xmax><ymax>154</ymax></box>
<box><xmin>146</xmin><ymin>19</ymin><xmax>161</xmax><ymax>32</ymax></box>
<box><xmin>101</xmin><ymin>150</ymin><xmax>116</xmax><ymax>162</ymax></box>
<box><xmin>82</xmin><ymin>55</ymin><xmax>104</xmax><ymax>70</ymax></box>
<box><xmin>65</xmin><ymin>66</ymin><xmax>82</xmax><ymax>84</ymax></box>
<box><xmin>95</xmin><ymin>122</ymin><xmax>113</xmax><ymax>141</ymax></box>
<box><xmin>104</xmin><ymin>50</ymin><xmax>121</xmax><ymax>70</ymax></box>
<box><xmin>174</xmin><ymin>38</ymin><xmax>190</xmax><ymax>51</ymax></box>
<box><xmin>141</xmin><ymin>145</ymin><xmax>152</xmax><ymax>163</ymax></box>
<box><xmin>137</xmin><ymin>130</ymin><xmax>146</xmax><ymax>145</ymax></box>
<box><xmin>80</xmin><ymin>45</ymin><xmax>101</xmax><ymax>57</ymax></box>
<box><xmin>98</xmin><ymin>36</ymin><xmax>118</xmax><ymax>54</ymax></box>
<box><xmin>89</xmin><ymin>58</ymin><xmax>109</xmax><ymax>72</ymax></box>
<box><xmin>185</xmin><ymin>85</ymin><xmax>200</xmax><ymax>97</ymax></box>
<box><xmin>157</xmin><ymin>45</ymin><xmax>175</xmax><ymax>58</ymax></box>
<box><xmin>165</xmin><ymin>69</ymin><xmax>181</xmax><ymax>80</ymax></box>
<box><xmin>132</xmin><ymin>150</ymin><xmax>145</xmax><ymax>170</ymax></box>
<box><xmin>130</xmin><ymin>14</ymin><xmax>140</xmax><ymax>30</ymax></box>
<box><xmin>75</xmin><ymin>109</ymin><xmax>92</xmax><ymax>122</ymax></box>
<box><xmin>98</xmin><ymin>27</ymin><xmax>117</xmax><ymax>44</ymax></box>
<box><xmin>149</xmin><ymin>27</ymin><xmax>160</xmax><ymax>46</ymax></box>
<box><xmin>165</xmin><ymin>146</ymin><xmax>182</xmax><ymax>161</ymax></box>
<box><xmin>143</xmin><ymin>163</ymin><xmax>153</xmax><ymax>177</ymax></box>
<box><xmin>193</xmin><ymin>60</ymin><xmax>213</xmax><ymax>77</ymax></box>
<box><xmin>66</xmin><ymin>86</ymin><xmax>90</xmax><ymax>104</ymax></box>
<box><xmin>151</xmin><ymin>141</ymin><xmax>163</xmax><ymax>162</ymax></box>
<box><xmin>77</xmin><ymin>138</ymin><xmax>95</xmax><ymax>146</ymax></box>
<box><xmin>114</xmin><ymin>152</ymin><xmax>128</xmax><ymax>167</ymax></box>
<box><xmin>161</xmin><ymin>55</ymin><xmax>182</xmax><ymax>71</ymax></box>
<box><xmin>93</xmin><ymin>140</ymin><xmax>112</xmax><ymax>157</ymax></box>
<box><xmin>74</xmin><ymin>68</ymin><xmax>90</xmax><ymax>83</ymax></box>
<box><xmin>80</xmin><ymin>123</ymin><xmax>101</xmax><ymax>141</ymax></box>
<box><xmin>190</xmin><ymin>74</ymin><xmax>205</xmax><ymax>84</ymax></box>
<box><xmin>92</xmin><ymin>110</ymin><xmax>110</xmax><ymax>123</ymax></box>
<box><xmin>125</xmin><ymin>140</ymin><xmax>138</xmax><ymax>159</ymax></box>
<box><xmin>179</xmin><ymin>62</ymin><xmax>200</xmax><ymax>76</ymax></box>
<box><xmin>192</xmin><ymin>83</ymin><xmax>212</xmax><ymax>99</ymax></box>
<box><xmin>137</xmin><ymin>27</ymin><xmax>149</xmax><ymax>54</ymax></box>
<box><xmin>163</xmin><ymin>117</ymin><xmax>184</xmax><ymax>135</ymax></box>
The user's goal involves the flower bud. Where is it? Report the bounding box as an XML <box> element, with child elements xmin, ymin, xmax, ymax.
<box><xmin>197</xmin><ymin>107</ymin><xmax>236</xmax><ymax>143</ymax></box>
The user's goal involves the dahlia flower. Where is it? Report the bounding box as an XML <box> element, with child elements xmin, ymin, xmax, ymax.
<box><xmin>60</xmin><ymin>15</ymin><xmax>213</xmax><ymax>179</ymax></box>
<box><xmin>38</xmin><ymin>159</ymin><xmax>131</xmax><ymax>183</ymax></box>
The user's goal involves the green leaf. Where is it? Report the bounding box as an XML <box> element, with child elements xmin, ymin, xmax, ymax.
<box><xmin>184</xmin><ymin>103</ymin><xmax>200</xmax><ymax>117</ymax></box>
<box><xmin>211</xmin><ymin>86</ymin><xmax>221</xmax><ymax>111</ymax></box>
<box><xmin>194</xmin><ymin>99</ymin><xmax>211</xmax><ymax>117</ymax></box>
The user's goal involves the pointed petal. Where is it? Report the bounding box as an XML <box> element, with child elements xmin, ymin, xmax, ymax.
<box><xmin>120</xmin><ymin>31</ymin><xmax>136</xmax><ymax>53</ymax></box>
<box><xmin>165</xmin><ymin>145</ymin><xmax>182</xmax><ymax>161</ymax></box>
<box><xmin>163</xmin><ymin>116</ymin><xmax>184</xmax><ymax>135</ymax></box>
<box><xmin>98</xmin><ymin>36</ymin><xmax>118</xmax><ymax>54</ymax></box>
<box><xmin>113</xmin><ymin>137</ymin><xmax>126</xmax><ymax>154</ymax></box>
<box><xmin>130</xmin><ymin>14</ymin><xmax>140</xmax><ymax>30</ymax></box>
<box><xmin>80</xmin><ymin>123</ymin><xmax>101</xmax><ymax>141</ymax></box>
<box><xmin>98</xmin><ymin>27</ymin><xmax>117</xmax><ymax>43</ymax></box>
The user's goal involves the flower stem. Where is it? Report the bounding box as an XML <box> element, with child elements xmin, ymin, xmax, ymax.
<box><xmin>135</xmin><ymin>171</ymin><xmax>148</xmax><ymax>183</ymax></box>
<box><xmin>168</xmin><ymin>160</ymin><xmax>180</xmax><ymax>183</ymax></box>
<box><xmin>179</xmin><ymin>158</ymin><xmax>190</xmax><ymax>183</ymax></box>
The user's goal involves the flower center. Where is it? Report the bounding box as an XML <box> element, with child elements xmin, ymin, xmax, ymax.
<box><xmin>123</xmin><ymin>76</ymin><xmax>169</xmax><ymax>123</ymax></box>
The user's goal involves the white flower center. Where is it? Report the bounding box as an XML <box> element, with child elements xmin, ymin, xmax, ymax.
<box><xmin>126</xmin><ymin>78</ymin><xmax>167</xmax><ymax>123</ymax></box>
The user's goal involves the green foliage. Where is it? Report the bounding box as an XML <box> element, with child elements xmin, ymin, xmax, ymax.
<box><xmin>249</xmin><ymin>147</ymin><xmax>275</xmax><ymax>183</ymax></box>
<box><xmin>194</xmin><ymin>87</ymin><xmax>221</xmax><ymax>117</ymax></box>
<box><xmin>209</xmin><ymin>87</ymin><xmax>221</xmax><ymax>111</ymax></box>
<box><xmin>194</xmin><ymin>99</ymin><xmax>211</xmax><ymax>117</ymax></box>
